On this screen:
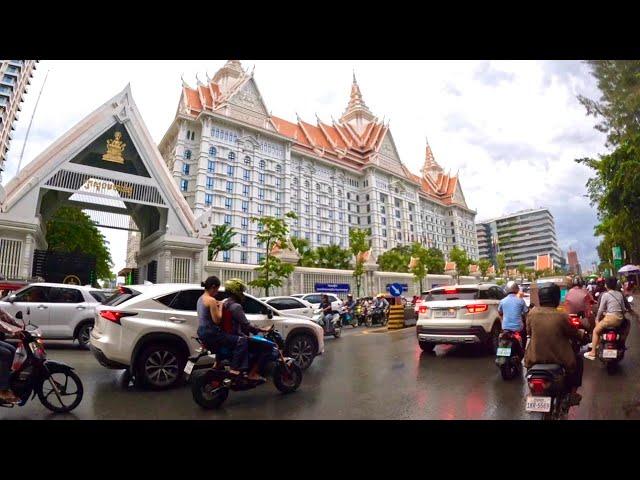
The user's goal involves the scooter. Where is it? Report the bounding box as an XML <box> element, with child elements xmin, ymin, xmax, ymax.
<box><xmin>595</xmin><ymin>295</ymin><xmax>633</xmax><ymax>375</ymax></box>
<box><xmin>354</xmin><ymin>302</ymin><xmax>371</xmax><ymax>327</ymax></box>
<box><xmin>0</xmin><ymin>311</ymin><xmax>83</xmax><ymax>413</ymax></box>
<box><xmin>524</xmin><ymin>313</ymin><xmax>587</xmax><ymax>420</ymax></box>
<box><xmin>370</xmin><ymin>306</ymin><xmax>389</xmax><ymax>327</ymax></box>
<box><xmin>312</xmin><ymin>309</ymin><xmax>342</xmax><ymax>338</ymax></box>
<box><xmin>340</xmin><ymin>305</ymin><xmax>358</xmax><ymax>328</ymax></box>
<box><xmin>188</xmin><ymin>325</ymin><xmax>302</xmax><ymax>409</ymax></box>
<box><xmin>495</xmin><ymin>330</ymin><xmax>524</xmax><ymax>380</ymax></box>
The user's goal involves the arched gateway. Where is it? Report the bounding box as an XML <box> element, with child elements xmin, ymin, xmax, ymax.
<box><xmin>0</xmin><ymin>85</ymin><xmax>206</xmax><ymax>284</ymax></box>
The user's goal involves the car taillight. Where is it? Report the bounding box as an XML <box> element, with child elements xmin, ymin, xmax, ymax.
<box><xmin>603</xmin><ymin>332</ymin><xmax>618</xmax><ymax>342</ymax></box>
<box><xmin>419</xmin><ymin>305</ymin><xmax>429</xmax><ymax>314</ymax></box>
<box><xmin>99</xmin><ymin>310</ymin><xmax>137</xmax><ymax>325</ymax></box>
<box><xmin>444</xmin><ymin>288</ymin><xmax>458</xmax><ymax>294</ymax></box>
<box><xmin>466</xmin><ymin>304</ymin><xmax>488</xmax><ymax>314</ymax></box>
<box><xmin>528</xmin><ymin>378</ymin><xmax>550</xmax><ymax>395</ymax></box>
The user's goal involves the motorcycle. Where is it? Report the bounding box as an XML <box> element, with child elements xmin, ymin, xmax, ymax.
<box><xmin>495</xmin><ymin>330</ymin><xmax>524</xmax><ymax>380</ymax></box>
<box><xmin>340</xmin><ymin>305</ymin><xmax>358</xmax><ymax>328</ymax></box>
<box><xmin>524</xmin><ymin>313</ymin><xmax>587</xmax><ymax>420</ymax></box>
<box><xmin>188</xmin><ymin>325</ymin><xmax>302</xmax><ymax>409</ymax></box>
<box><xmin>312</xmin><ymin>309</ymin><xmax>342</xmax><ymax>338</ymax></box>
<box><xmin>354</xmin><ymin>302</ymin><xmax>370</xmax><ymax>327</ymax></box>
<box><xmin>370</xmin><ymin>305</ymin><xmax>389</xmax><ymax>327</ymax></box>
<box><xmin>0</xmin><ymin>311</ymin><xmax>84</xmax><ymax>413</ymax></box>
<box><xmin>595</xmin><ymin>295</ymin><xmax>633</xmax><ymax>375</ymax></box>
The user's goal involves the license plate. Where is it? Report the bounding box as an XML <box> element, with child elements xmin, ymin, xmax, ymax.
<box><xmin>434</xmin><ymin>310</ymin><xmax>456</xmax><ymax>318</ymax></box>
<box><xmin>184</xmin><ymin>361</ymin><xmax>195</xmax><ymax>375</ymax></box>
<box><xmin>496</xmin><ymin>347</ymin><xmax>512</xmax><ymax>357</ymax></box>
<box><xmin>526</xmin><ymin>396</ymin><xmax>552</xmax><ymax>412</ymax></box>
<box><xmin>603</xmin><ymin>349</ymin><xmax>617</xmax><ymax>359</ymax></box>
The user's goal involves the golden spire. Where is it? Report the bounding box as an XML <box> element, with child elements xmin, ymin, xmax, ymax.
<box><xmin>339</xmin><ymin>72</ymin><xmax>375</xmax><ymax>127</ymax></box>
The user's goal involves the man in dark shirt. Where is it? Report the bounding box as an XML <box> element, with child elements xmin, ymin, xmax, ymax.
<box><xmin>319</xmin><ymin>294</ymin><xmax>333</xmax><ymax>333</ymax></box>
<box><xmin>0</xmin><ymin>307</ymin><xmax>22</xmax><ymax>403</ymax></box>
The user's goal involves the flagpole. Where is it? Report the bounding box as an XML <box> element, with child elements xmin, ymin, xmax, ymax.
<box><xmin>16</xmin><ymin>69</ymin><xmax>49</xmax><ymax>175</ymax></box>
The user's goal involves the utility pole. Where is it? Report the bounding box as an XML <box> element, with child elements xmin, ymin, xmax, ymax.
<box><xmin>16</xmin><ymin>69</ymin><xmax>49</xmax><ymax>175</ymax></box>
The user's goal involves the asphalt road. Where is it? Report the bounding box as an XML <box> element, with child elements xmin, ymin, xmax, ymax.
<box><xmin>3</xmin><ymin>315</ymin><xmax>640</xmax><ymax>420</ymax></box>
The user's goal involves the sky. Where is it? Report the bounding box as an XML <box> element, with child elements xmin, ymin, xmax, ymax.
<box><xmin>2</xmin><ymin>60</ymin><xmax>607</xmax><ymax>274</ymax></box>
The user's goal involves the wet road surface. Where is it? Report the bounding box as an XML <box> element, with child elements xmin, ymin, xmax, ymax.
<box><xmin>3</xmin><ymin>316</ymin><xmax>640</xmax><ymax>420</ymax></box>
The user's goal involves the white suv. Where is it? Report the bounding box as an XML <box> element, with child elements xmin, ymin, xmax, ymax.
<box><xmin>291</xmin><ymin>293</ymin><xmax>343</xmax><ymax>311</ymax></box>
<box><xmin>89</xmin><ymin>284</ymin><xmax>325</xmax><ymax>390</ymax></box>
<box><xmin>416</xmin><ymin>284</ymin><xmax>505</xmax><ymax>354</ymax></box>
<box><xmin>0</xmin><ymin>282</ymin><xmax>104</xmax><ymax>348</ymax></box>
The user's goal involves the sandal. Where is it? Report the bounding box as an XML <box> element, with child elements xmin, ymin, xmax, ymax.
<box><xmin>584</xmin><ymin>352</ymin><xmax>596</xmax><ymax>361</ymax></box>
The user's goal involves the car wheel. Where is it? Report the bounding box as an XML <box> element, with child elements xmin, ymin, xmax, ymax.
<box><xmin>135</xmin><ymin>343</ymin><xmax>186</xmax><ymax>390</ymax></box>
<box><xmin>76</xmin><ymin>322</ymin><xmax>93</xmax><ymax>350</ymax></box>
<box><xmin>487</xmin><ymin>323</ymin><xmax>501</xmax><ymax>355</ymax></box>
<box><xmin>285</xmin><ymin>334</ymin><xmax>317</xmax><ymax>370</ymax></box>
<box><xmin>419</xmin><ymin>341</ymin><xmax>435</xmax><ymax>353</ymax></box>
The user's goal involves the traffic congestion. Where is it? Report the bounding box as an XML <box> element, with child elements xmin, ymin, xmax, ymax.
<box><xmin>1</xmin><ymin>272</ymin><xmax>638</xmax><ymax>419</ymax></box>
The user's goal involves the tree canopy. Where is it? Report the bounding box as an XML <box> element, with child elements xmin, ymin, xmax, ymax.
<box><xmin>208</xmin><ymin>224</ymin><xmax>237</xmax><ymax>261</ymax></box>
<box><xmin>449</xmin><ymin>246</ymin><xmax>470</xmax><ymax>276</ymax></box>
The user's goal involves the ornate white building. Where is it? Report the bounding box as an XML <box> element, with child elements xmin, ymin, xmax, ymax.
<box><xmin>156</xmin><ymin>61</ymin><xmax>478</xmax><ymax>265</ymax></box>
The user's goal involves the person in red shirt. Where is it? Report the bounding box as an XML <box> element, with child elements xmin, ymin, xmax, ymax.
<box><xmin>564</xmin><ymin>277</ymin><xmax>595</xmax><ymax>331</ymax></box>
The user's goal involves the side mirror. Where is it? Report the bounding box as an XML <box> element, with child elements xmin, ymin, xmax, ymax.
<box><xmin>266</xmin><ymin>309</ymin><xmax>273</xmax><ymax>319</ymax></box>
<box><xmin>8</xmin><ymin>294</ymin><xmax>16</xmax><ymax>303</ymax></box>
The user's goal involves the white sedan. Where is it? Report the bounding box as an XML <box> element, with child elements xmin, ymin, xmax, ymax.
<box><xmin>260</xmin><ymin>296</ymin><xmax>315</xmax><ymax>318</ymax></box>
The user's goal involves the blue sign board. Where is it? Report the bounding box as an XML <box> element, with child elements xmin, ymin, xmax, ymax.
<box><xmin>315</xmin><ymin>283</ymin><xmax>350</xmax><ymax>293</ymax></box>
<box><xmin>386</xmin><ymin>283</ymin><xmax>408</xmax><ymax>293</ymax></box>
<box><xmin>388</xmin><ymin>283</ymin><xmax>405</xmax><ymax>297</ymax></box>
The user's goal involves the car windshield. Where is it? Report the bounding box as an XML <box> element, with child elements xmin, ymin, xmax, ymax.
<box><xmin>424</xmin><ymin>288</ymin><xmax>480</xmax><ymax>301</ymax></box>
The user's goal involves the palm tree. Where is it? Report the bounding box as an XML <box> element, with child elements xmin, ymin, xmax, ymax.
<box><xmin>315</xmin><ymin>244</ymin><xmax>351</xmax><ymax>270</ymax></box>
<box><xmin>208</xmin><ymin>224</ymin><xmax>238</xmax><ymax>261</ymax></box>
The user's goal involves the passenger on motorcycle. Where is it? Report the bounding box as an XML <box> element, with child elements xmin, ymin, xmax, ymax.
<box><xmin>374</xmin><ymin>293</ymin><xmax>389</xmax><ymax>311</ymax></box>
<box><xmin>524</xmin><ymin>283</ymin><xmax>586</xmax><ymax>406</ymax></box>
<box><xmin>319</xmin><ymin>294</ymin><xmax>334</xmax><ymax>332</ymax></box>
<box><xmin>585</xmin><ymin>276</ymin><xmax>631</xmax><ymax>361</ymax></box>
<box><xmin>344</xmin><ymin>294</ymin><xmax>356</xmax><ymax>313</ymax></box>
<box><xmin>498</xmin><ymin>281</ymin><xmax>528</xmax><ymax>350</ymax></box>
<box><xmin>0</xmin><ymin>307</ymin><xmax>22</xmax><ymax>403</ymax></box>
<box><xmin>565</xmin><ymin>277</ymin><xmax>595</xmax><ymax>328</ymax></box>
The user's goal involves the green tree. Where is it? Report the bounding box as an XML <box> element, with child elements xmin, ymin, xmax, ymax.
<box><xmin>291</xmin><ymin>237</ymin><xmax>317</xmax><ymax>267</ymax></box>
<box><xmin>377</xmin><ymin>245</ymin><xmax>411</xmax><ymax>272</ymax></box>
<box><xmin>449</xmin><ymin>246</ymin><xmax>470</xmax><ymax>276</ymax></box>
<box><xmin>517</xmin><ymin>263</ymin><xmax>527</xmax><ymax>282</ymax></box>
<box><xmin>315</xmin><ymin>244</ymin><xmax>351</xmax><ymax>270</ymax></box>
<box><xmin>478</xmin><ymin>259</ymin><xmax>492</xmax><ymax>279</ymax></box>
<box><xmin>409</xmin><ymin>243</ymin><xmax>430</xmax><ymax>293</ymax></box>
<box><xmin>45</xmin><ymin>206</ymin><xmax>113</xmax><ymax>282</ymax></box>
<box><xmin>249</xmin><ymin>212</ymin><xmax>296</xmax><ymax>297</ymax></box>
<box><xmin>423</xmin><ymin>247</ymin><xmax>445</xmax><ymax>275</ymax></box>
<box><xmin>207</xmin><ymin>224</ymin><xmax>238</xmax><ymax>262</ymax></box>
<box><xmin>349</xmin><ymin>228</ymin><xmax>370</xmax><ymax>297</ymax></box>
<box><xmin>496</xmin><ymin>253</ymin><xmax>506</xmax><ymax>276</ymax></box>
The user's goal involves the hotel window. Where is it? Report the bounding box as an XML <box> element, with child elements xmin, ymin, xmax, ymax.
<box><xmin>305</xmin><ymin>205</ymin><xmax>310</xmax><ymax>213</ymax></box>
<box><xmin>209</xmin><ymin>146</ymin><xmax>217</xmax><ymax>157</ymax></box>
<box><xmin>304</xmin><ymin>180</ymin><xmax>309</xmax><ymax>189</ymax></box>
<box><xmin>242</xmin><ymin>185</ymin><xmax>250</xmax><ymax>197</ymax></box>
<box><xmin>275</xmin><ymin>178</ymin><xmax>281</xmax><ymax>188</ymax></box>
<box><xmin>258</xmin><ymin>204</ymin><xmax>264</xmax><ymax>215</ymax></box>
<box><xmin>180</xmin><ymin>180</ymin><xmax>188</xmax><ymax>191</ymax></box>
<box><xmin>337</xmin><ymin>190</ymin><xmax>342</xmax><ymax>197</ymax></box>
<box><xmin>240</xmin><ymin>234</ymin><xmax>248</xmax><ymax>246</ymax></box>
<box><xmin>382</xmin><ymin>229</ymin><xmax>387</xmax><ymax>237</ymax></box>
<box><xmin>316</xmin><ymin>183</ymin><xmax>320</xmax><ymax>191</ymax></box>
<box><xmin>304</xmin><ymin>192</ymin><xmax>309</xmax><ymax>201</ymax></box>
<box><xmin>368</xmin><ymin>216</ymin><xmax>371</xmax><ymax>224</ymax></box>
<box><xmin>226</xmin><ymin>181</ymin><xmax>233</xmax><ymax>194</ymax></box>
<box><xmin>228</xmin><ymin>151</ymin><xmax>236</xmax><ymax>161</ymax></box>
<box><xmin>182</xmin><ymin>164</ymin><xmax>190</xmax><ymax>175</ymax></box>
<box><xmin>383</xmin><ymin>241</ymin><xmax>388</xmax><ymax>249</ymax></box>
<box><xmin>243</xmin><ymin>169</ymin><xmax>250</xmax><ymax>181</ymax></box>
<box><xmin>293</xmin><ymin>177</ymin><xmax>298</xmax><ymax>185</ymax></box>
<box><xmin>396</xmin><ymin>221</ymin><xmax>401</xmax><ymax>229</ymax></box>
<box><xmin>381</xmin><ymin>206</ymin><xmax>386</xmax><ymax>214</ymax></box>
<box><xmin>317</xmin><ymin>234</ymin><xmax>322</xmax><ymax>243</ymax></box>
<box><xmin>244</xmin><ymin>156</ymin><xmax>251</xmax><ymax>165</ymax></box>
<box><xmin>259</xmin><ymin>159</ymin><xmax>265</xmax><ymax>170</ymax></box>
<box><xmin>224</xmin><ymin>198</ymin><xmax>233</xmax><ymax>210</ymax></box>
<box><xmin>241</xmin><ymin>217</ymin><xmax>248</xmax><ymax>229</ymax></box>
<box><xmin>241</xmin><ymin>200</ymin><xmax>249</xmax><ymax>213</ymax></box>
<box><xmin>227</xmin><ymin>165</ymin><xmax>234</xmax><ymax>177</ymax></box>
<box><xmin>316</xmin><ymin>207</ymin><xmax>321</xmax><ymax>216</ymax></box>
<box><xmin>205</xmin><ymin>194</ymin><xmax>213</xmax><ymax>206</ymax></box>
<box><xmin>339</xmin><ymin>212</ymin><xmax>343</xmax><ymax>220</ymax></box>
<box><xmin>206</xmin><ymin>177</ymin><xmax>214</xmax><ymax>190</ymax></box>
<box><xmin>259</xmin><ymin>173</ymin><xmax>265</xmax><ymax>184</ymax></box>
<box><xmin>395</xmin><ymin>210</ymin><xmax>400</xmax><ymax>219</ymax></box>
<box><xmin>183</xmin><ymin>150</ymin><xmax>191</xmax><ymax>160</ymax></box>
<box><xmin>305</xmin><ymin>219</ymin><xmax>310</xmax><ymax>227</ymax></box>
<box><xmin>275</xmin><ymin>164</ymin><xmax>282</xmax><ymax>173</ymax></box>
<box><xmin>258</xmin><ymin>189</ymin><xmax>265</xmax><ymax>200</ymax></box>
<box><xmin>317</xmin><ymin>221</ymin><xmax>321</xmax><ymax>229</ymax></box>
<box><xmin>275</xmin><ymin>208</ymin><xmax>282</xmax><ymax>217</ymax></box>
<box><xmin>257</xmin><ymin>253</ymin><xmax>265</xmax><ymax>263</ymax></box>
<box><xmin>328</xmin><ymin>211</ymin><xmax>333</xmax><ymax>219</ymax></box>
<box><xmin>276</xmin><ymin>192</ymin><xmax>282</xmax><ymax>202</ymax></box>
<box><xmin>208</xmin><ymin>161</ymin><xmax>215</xmax><ymax>173</ymax></box>
<box><xmin>240</xmin><ymin>251</ymin><xmax>247</xmax><ymax>264</ymax></box>
<box><xmin>222</xmin><ymin>250</ymin><xmax>231</xmax><ymax>262</ymax></box>
<box><xmin>305</xmin><ymin>232</ymin><xmax>310</xmax><ymax>241</ymax></box>
<box><xmin>224</xmin><ymin>214</ymin><xmax>232</xmax><ymax>226</ymax></box>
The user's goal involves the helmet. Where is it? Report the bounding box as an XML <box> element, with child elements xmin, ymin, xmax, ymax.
<box><xmin>347</xmin><ymin>293</ymin><xmax>353</xmax><ymax>298</ymax></box>
<box><xmin>572</xmin><ymin>277</ymin><xmax>583</xmax><ymax>288</ymax></box>
<box><xmin>538</xmin><ymin>283</ymin><xmax>561</xmax><ymax>308</ymax></box>
<box><xmin>589</xmin><ymin>279</ymin><xmax>595</xmax><ymax>285</ymax></box>
<box><xmin>376</xmin><ymin>293</ymin><xmax>384</xmax><ymax>298</ymax></box>
<box><xmin>224</xmin><ymin>278</ymin><xmax>246</xmax><ymax>301</ymax></box>
<box><xmin>505</xmin><ymin>281</ymin><xmax>519</xmax><ymax>294</ymax></box>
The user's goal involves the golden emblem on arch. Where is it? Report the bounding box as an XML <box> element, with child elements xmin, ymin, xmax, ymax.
<box><xmin>102</xmin><ymin>131</ymin><xmax>126</xmax><ymax>164</ymax></box>
<box><xmin>63</xmin><ymin>275</ymin><xmax>81</xmax><ymax>285</ymax></box>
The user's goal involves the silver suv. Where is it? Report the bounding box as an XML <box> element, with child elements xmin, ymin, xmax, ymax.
<box><xmin>0</xmin><ymin>282</ymin><xmax>104</xmax><ymax>348</ymax></box>
<box><xmin>416</xmin><ymin>284</ymin><xmax>505</xmax><ymax>353</ymax></box>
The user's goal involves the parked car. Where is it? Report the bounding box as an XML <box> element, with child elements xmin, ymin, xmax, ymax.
<box><xmin>416</xmin><ymin>284</ymin><xmax>505</xmax><ymax>354</ymax></box>
<box><xmin>0</xmin><ymin>282</ymin><xmax>104</xmax><ymax>348</ymax></box>
<box><xmin>260</xmin><ymin>296</ymin><xmax>315</xmax><ymax>318</ymax></box>
<box><xmin>291</xmin><ymin>293</ymin><xmax>343</xmax><ymax>311</ymax></box>
<box><xmin>90</xmin><ymin>284</ymin><xmax>325</xmax><ymax>390</ymax></box>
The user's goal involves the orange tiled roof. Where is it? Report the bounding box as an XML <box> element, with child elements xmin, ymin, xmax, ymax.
<box><xmin>445</xmin><ymin>261</ymin><xmax>457</xmax><ymax>271</ymax></box>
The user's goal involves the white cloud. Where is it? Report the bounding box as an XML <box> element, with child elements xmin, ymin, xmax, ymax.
<box><xmin>3</xmin><ymin>60</ymin><xmax>605</xmax><ymax>273</ymax></box>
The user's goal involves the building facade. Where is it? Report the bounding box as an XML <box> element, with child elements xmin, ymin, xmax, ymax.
<box><xmin>567</xmin><ymin>249</ymin><xmax>581</xmax><ymax>275</ymax></box>
<box><xmin>0</xmin><ymin>60</ymin><xmax>37</xmax><ymax>182</ymax></box>
<box><xmin>476</xmin><ymin>208</ymin><xmax>564</xmax><ymax>270</ymax></box>
<box><xmin>155</xmin><ymin>61</ymin><xmax>478</xmax><ymax>265</ymax></box>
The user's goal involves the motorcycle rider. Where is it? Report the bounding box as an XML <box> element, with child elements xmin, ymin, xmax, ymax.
<box><xmin>585</xmin><ymin>276</ymin><xmax>631</xmax><ymax>361</ymax></box>
<box><xmin>525</xmin><ymin>283</ymin><xmax>586</xmax><ymax>406</ymax></box>
<box><xmin>586</xmin><ymin>279</ymin><xmax>596</xmax><ymax>295</ymax></box>
<box><xmin>498</xmin><ymin>281</ymin><xmax>528</xmax><ymax>352</ymax></box>
<box><xmin>319</xmin><ymin>294</ymin><xmax>334</xmax><ymax>333</ymax></box>
<box><xmin>344</xmin><ymin>294</ymin><xmax>356</xmax><ymax>313</ymax></box>
<box><xmin>565</xmin><ymin>277</ymin><xmax>595</xmax><ymax>330</ymax></box>
<box><xmin>0</xmin><ymin>307</ymin><xmax>22</xmax><ymax>403</ymax></box>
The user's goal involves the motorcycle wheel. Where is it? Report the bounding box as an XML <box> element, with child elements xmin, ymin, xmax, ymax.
<box><xmin>191</xmin><ymin>371</ymin><xmax>229</xmax><ymax>409</ymax></box>
<box><xmin>366</xmin><ymin>317</ymin><xmax>372</xmax><ymax>327</ymax></box>
<box><xmin>333</xmin><ymin>328</ymin><xmax>342</xmax><ymax>338</ymax></box>
<box><xmin>273</xmin><ymin>362</ymin><xmax>302</xmax><ymax>394</ymax></box>
<box><xmin>606</xmin><ymin>362</ymin><xmax>618</xmax><ymax>375</ymax></box>
<box><xmin>36</xmin><ymin>365</ymin><xmax>84</xmax><ymax>413</ymax></box>
<box><xmin>500</xmin><ymin>362</ymin><xmax>519</xmax><ymax>381</ymax></box>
